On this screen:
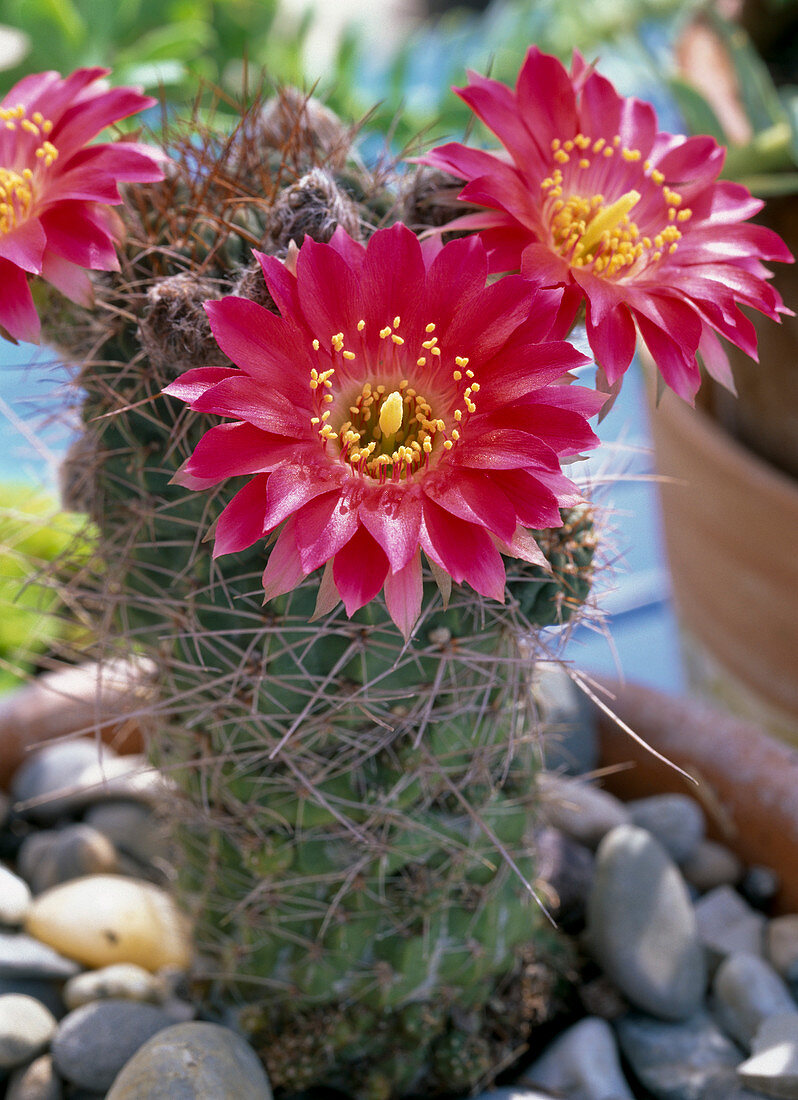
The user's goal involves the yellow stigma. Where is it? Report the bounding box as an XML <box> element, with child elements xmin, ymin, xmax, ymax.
<box><xmin>576</xmin><ymin>189</ymin><xmax>641</xmax><ymax>257</ymax></box>
<box><xmin>378</xmin><ymin>390</ymin><xmax>404</xmax><ymax>437</ymax></box>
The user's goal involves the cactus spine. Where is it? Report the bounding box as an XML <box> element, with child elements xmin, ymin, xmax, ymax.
<box><xmin>55</xmin><ymin>90</ymin><xmax>596</xmax><ymax>1097</ymax></box>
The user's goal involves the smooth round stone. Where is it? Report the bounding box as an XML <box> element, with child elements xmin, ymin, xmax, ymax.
<box><xmin>12</xmin><ymin>741</ymin><xmax>162</xmax><ymax>824</ymax></box>
<box><xmin>20</xmin><ymin>825</ymin><xmax>118</xmax><ymax>894</ymax></box>
<box><xmin>0</xmin><ymin>977</ymin><xmax>66</xmax><ymax>1021</ymax></box>
<box><xmin>64</xmin><ymin>964</ymin><xmax>167</xmax><ymax>1010</ymax></box>
<box><xmin>535</xmin><ymin>663</ymin><xmax>598</xmax><ymax>776</ymax></box>
<box><xmin>525</xmin><ymin>1016</ymin><xmax>634</xmax><ymax>1099</ymax></box>
<box><xmin>0</xmin><ymin>864</ymin><xmax>32</xmax><ymax>924</ymax></box>
<box><xmin>5</xmin><ymin>1054</ymin><xmax>63</xmax><ymax>1100</ymax></box>
<box><xmin>473</xmin><ymin>1090</ymin><xmax>566</xmax><ymax>1100</ymax></box>
<box><xmin>106</xmin><ymin>1021</ymin><xmax>273</xmax><ymax>1099</ymax></box>
<box><xmin>712</xmin><ymin>952</ymin><xmax>797</xmax><ymax>1050</ymax></box>
<box><xmin>25</xmin><ymin>875</ymin><xmax>192</xmax><ymax>971</ymax></box>
<box><xmin>738</xmin><ymin>1012</ymin><xmax>798</xmax><ymax>1098</ymax></box>
<box><xmin>586</xmin><ymin>825</ymin><xmax>706</xmax><ymax>1020</ymax></box>
<box><xmin>0</xmin><ymin>993</ymin><xmax>57</xmax><ymax>1069</ymax></box>
<box><xmin>0</xmin><ymin>932</ymin><xmax>80</xmax><ymax>980</ymax></box>
<box><xmin>615</xmin><ymin>1010</ymin><xmax>744</xmax><ymax>1099</ymax></box>
<box><xmin>741</xmin><ymin>865</ymin><xmax>781</xmax><ymax>911</ymax></box>
<box><xmin>681</xmin><ymin>839</ymin><xmax>744</xmax><ymax>893</ymax></box>
<box><xmin>768</xmin><ymin>915</ymin><xmax>798</xmax><ymax>980</ymax></box>
<box><xmin>538</xmin><ymin>773</ymin><xmax>630</xmax><ymax>849</ymax></box>
<box><xmin>695</xmin><ymin>885</ymin><xmax>766</xmax><ymax>964</ymax></box>
<box><xmin>626</xmin><ymin>793</ymin><xmax>705</xmax><ymax>864</ymax></box>
<box><xmin>52</xmin><ymin>999</ymin><xmax>175</xmax><ymax>1091</ymax></box>
<box><xmin>84</xmin><ymin>802</ymin><xmax>168</xmax><ymax>867</ymax></box>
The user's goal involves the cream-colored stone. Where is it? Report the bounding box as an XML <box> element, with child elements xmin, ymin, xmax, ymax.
<box><xmin>24</xmin><ymin>875</ymin><xmax>192</xmax><ymax>972</ymax></box>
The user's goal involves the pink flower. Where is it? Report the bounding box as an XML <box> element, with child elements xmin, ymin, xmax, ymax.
<box><xmin>0</xmin><ymin>67</ymin><xmax>163</xmax><ymax>343</ymax></box>
<box><xmin>423</xmin><ymin>47</ymin><xmax>793</xmax><ymax>401</ymax></box>
<box><xmin>164</xmin><ymin>225</ymin><xmax>603</xmax><ymax>637</ymax></box>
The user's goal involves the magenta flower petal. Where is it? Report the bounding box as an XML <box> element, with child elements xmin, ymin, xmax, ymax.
<box><xmin>0</xmin><ymin>258</ymin><xmax>41</xmax><ymax>342</ymax></box>
<box><xmin>0</xmin><ymin>67</ymin><xmax>162</xmax><ymax>346</ymax></box>
<box><xmin>166</xmin><ymin>228</ymin><xmax>600</xmax><ymax>634</ymax></box>
<box><xmin>332</xmin><ymin>525</ymin><xmax>390</xmax><ymax>616</ymax></box>
<box><xmin>423</xmin><ymin>46</ymin><xmax>793</xmax><ymax>400</ymax></box>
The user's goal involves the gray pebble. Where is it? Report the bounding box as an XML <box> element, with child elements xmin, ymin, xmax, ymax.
<box><xmin>681</xmin><ymin>840</ymin><xmax>744</xmax><ymax>894</ymax></box>
<box><xmin>538</xmin><ymin>773</ymin><xmax>630</xmax><ymax>849</ymax></box>
<box><xmin>0</xmin><ymin>993</ymin><xmax>57</xmax><ymax>1069</ymax></box>
<box><xmin>768</xmin><ymin>916</ymin><xmax>798</xmax><ymax>981</ymax></box>
<box><xmin>535</xmin><ymin>663</ymin><xmax>598</xmax><ymax>775</ymax></box>
<box><xmin>105</xmin><ymin>1021</ymin><xmax>273</xmax><ymax>1099</ymax></box>
<box><xmin>52</xmin><ymin>999</ymin><xmax>175</xmax><ymax>1091</ymax></box>
<box><xmin>586</xmin><ymin>825</ymin><xmax>706</xmax><ymax>1020</ymax></box>
<box><xmin>19</xmin><ymin>825</ymin><xmax>118</xmax><ymax>893</ymax></box>
<box><xmin>472</xmin><ymin>1091</ymin><xmax>556</xmax><ymax>1100</ymax></box>
<box><xmin>695</xmin><ymin>886</ymin><xmax>766</xmax><ymax>965</ymax></box>
<box><xmin>524</xmin><ymin>1015</ymin><xmax>634</xmax><ymax>1098</ymax></box>
<box><xmin>5</xmin><ymin>1054</ymin><xmax>63</xmax><ymax>1100</ymax></box>
<box><xmin>712</xmin><ymin>952</ymin><xmax>797</xmax><ymax>1050</ymax></box>
<box><xmin>84</xmin><ymin>802</ymin><xmax>169</xmax><ymax>867</ymax></box>
<box><xmin>0</xmin><ymin>977</ymin><xmax>65</xmax><ymax>1020</ymax></box>
<box><xmin>738</xmin><ymin>1012</ymin><xmax>798</xmax><ymax>1098</ymax></box>
<box><xmin>627</xmin><ymin>794</ymin><xmax>705</xmax><ymax>864</ymax></box>
<box><xmin>741</xmin><ymin>865</ymin><xmax>781</xmax><ymax>911</ymax></box>
<box><xmin>64</xmin><ymin>964</ymin><xmax>167</xmax><ymax>1010</ymax></box>
<box><xmin>12</xmin><ymin>742</ymin><xmax>162</xmax><ymax>824</ymax></box>
<box><xmin>0</xmin><ymin>864</ymin><xmax>32</xmax><ymax>924</ymax></box>
<box><xmin>614</xmin><ymin>1010</ymin><xmax>743</xmax><ymax>1100</ymax></box>
<box><xmin>0</xmin><ymin>932</ymin><xmax>80</xmax><ymax>980</ymax></box>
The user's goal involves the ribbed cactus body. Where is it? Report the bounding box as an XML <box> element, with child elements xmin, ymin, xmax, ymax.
<box><xmin>57</xmin><ymin>91</ymin><xmax>595</xmax><ymax>1097</ymax></box>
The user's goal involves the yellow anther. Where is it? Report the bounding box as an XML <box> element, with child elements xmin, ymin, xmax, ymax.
<box><xmin>465</xmin><ymin>369</ymin><xmax>474</xmax><ymax>378</ymax></box>
<box><xmin>343</xmin><ymin>350</ymin><xmax>356</xmax><ymax>360</ymax></box>
<box><xmin>651</xmin><ymin>168</ymin><xmax>665</xmax><ymax>185</ymax></box>
<box><xmin>357</xmin><ymin>319</ymin><xmax>365</xmax><ymax>331</ymax></box>
<box><xmin>579</xmin><ymin>158</ymin><xmax>590</xmax><ymax>169</ymax></box>
<box><xmin>593</xmin><ymin>138</ymin><xmax>605</xmax><ymax>153</ymax></box>
<box><xmin>443</xmin><ymin>440</ymin><xmax>453</xmax><ymax>450</ymax></box>
<box><xmin>393</xmin><ymin>315</ymin><xmax>401</xmax><ymax>328</ymax></box>
<box><xmin>423</xmin><ymin>439</ymin><xmax>432</xmax><ymax>453</ymax></box>
<box><xmin>379</xmin><ymin>326</ymin><xmax>392</xmax><ymax>339</ymax></box>
<box><xmin>677</xmin><ymin>208</ymin><xmax>692</xmax><ymax>222</ymax></box>
<box><xmin>451</xmin><ymin>429</ymin><xmax>460</xmax><ymax>441</ymax></box>
<box><xmin>554</xmin><ymin>149</ymin><xmax>570</xmax><ymax>164</ymax></box>
<box><xmin>431</xmin><ymin>347</ymin><xmax>441</xmax><ymax>357</ymax></box>
<box><xmin>551</xmin><ymin>138</ymin><xmax>561</xmax><ymax>150</ymax></box>
<box><xmin>312</xmin><ymin>339</ymin><xmax>320</xmax><ymax>350</ymax></box>
<box><xmin>311</xmin><ymin>417</ymin><xmax>320</xmax><ymax>425</ymax></box>
<box><xmin>452</xmin><ymin>370</ymin><xmax>462</xmax><ymax>382</ymax></box>
<box><xmin>416</xmin><ymin>357</ymin><xmax>426</xmax><ymax>366</ymax></box>
<box><xmin>422</xmin><ymin>337</ymin><xmax>438</xmax><ymax>349</ymax></box>
<box><xmin>454</xmin><ymin>409</ymin><xmax>462</xmax><ymax>421</ymax></box>
<box><xmin>425</xmin><ymin>322</ymin><xmax>436</xmax><ymax>332</ymax></box>
<box><xmin>391</xmin><ymin>334</ymin><xmax>404</xmax><ymax>345</ymax></box>
<box><xmin>323</xmin><ymin>393</ymin><xmax>334</xmax><ymax>403</ymax></box>
<box><xmin>454</xmin><ymin>356</ymin><xmax>469</xmax><ymax>367</ymax></box>
<box><xmin>621</xmin><ymin>148</ymin><xmax>641</xmax><ymax>162</ymax></box>
<box><xmin>603</xmin><ymin>146</ymin><xmax>614</xmax><ymax>157</ymax></box>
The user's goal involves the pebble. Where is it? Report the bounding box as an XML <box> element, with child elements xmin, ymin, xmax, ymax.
<box><xmin>533</xmin><ymin>826</ymin><xmax>595</xmax><ymax>928</ymax></box>
<box><xmin>711</xmin><ymin>952</ymin><xmax>797</xmax><ymax>1050</ymax></box>
<box><xmin>538</xmin><ymin>773</ymin><xmax>630</xmax><ymax>849</ymax></box>
<box><xmin>535</xmin><ymin>663</ymin><xmax>598</xmax><ymax>776</ymax></box>
<box><xmin>0</xmin><ymin>977</ymin><xmax>65</xmax><ymax>1020</ymax></box>
<box><xmin>694</xmin><ymin>885</ymin><xmax>766</xmax><ymax>964</ymax></box>
<box><xmin>614</xmin><ymin>1009</ymin><xmax>743</xmax><ymax>1100</ymax></box>
<box><xmin>473</xmin><ymin>1091</ymin><xmax>559</xmax><ymax>1100</ymax></box>
<box><xmin>5</xmin><ymin>1054</ymin><xmax>63</xmax><ymax>1100</ymax></box>
<box><xmin>0</xmin><ymin>932</ymin><xmax>80</xmax><ymax>980</ymax></box>
<box><xmin>19</xmin><ymin>825</ymin><xmax>118</xmax><ymax>893</ymax></box>
<box><xmin>84</xmin><ymin>801</ymin><xmax>168</xmax><ymax>867</ymax></box>
<box><xmin>0</xmin><ymin>863</ymin><xmax>32</xmax><ymax>924</ymax></box>
<box><xmin>738</xmin><ymin>1012</ymin><xmax>798</xmax><ymax>1098</ymax></box>
<box><xmin>25</xmin><ymin>875</ymin><xmax>192</xmax><ymax>971</ymax></box>
<box><xmin>51</xmin><ymin>999</ymin><xmax>176</xmax><ymax>1092</ymax></box>
<box><xmin>523</xmin><ymin>1015</ymin><xmax>634</xmax><ymax>1098</ymax></box>
<box><xmin>586</xmin><ymin>825</ymin><xmax>706</xmax><ymax>1020</ymax></box>
<box><xmin>681</xmin><ymin>840</ymin><xmax>744</xmax><ymax>894</ymax></box>
<box><xmin>64</xmin><ymin>963</ymin><xmax>167</xmax><ymax>1010</ymax></box>
<box><xmin>768</xmin><ymin>916</ymin><xmax>798</xmax><ymax>981</ymax></box>
<box><xmin>626</xmin><ymin>794</ymin><xmax>705</xmax><ymax>864</ymax></box>
<box><xmin>106</xmin><ymin>1021</ymin><xmax>273</xmax><ymax>1099</ymax></box>
<box><xmin>741</xmin><ymin>865</ymin><xmax>781</xmax><ymax>911</ymax></box>
<box><xmin>12</xmin><ymin>741</ymin><xmax>162</xmax><ymax>824</ymax></box>
<box><xmin>0</xmin><ymin>993</ymin><xmax>57</xmax><ymax>1069</ymax></box>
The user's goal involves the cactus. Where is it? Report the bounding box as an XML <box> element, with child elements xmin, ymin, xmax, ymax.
<box><xmin>50</xmin><ymin>87</ymin><xmax>598</xmax><ymax>1098</ymax></box>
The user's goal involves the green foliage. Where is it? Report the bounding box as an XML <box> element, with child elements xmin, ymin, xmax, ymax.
<box><xmin>0</xmin><ymin>487</ymin><xmax>88</xmax><ymax>694</ymax></box>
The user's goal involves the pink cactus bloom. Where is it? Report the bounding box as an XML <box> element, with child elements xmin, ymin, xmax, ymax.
<box><xmin>164</xmin><ymin>225</ymin><xmax>603</xmax><ymax>637</ymax></box>
<box><xmin>0</xmin><ymin>67</ymin><xmax>163</xmax><ymax>343</ymax></box>
<box><xmin>423</xmin><ymin>47</ymin><xmax>793</xmax><ymax>401</ymax></box>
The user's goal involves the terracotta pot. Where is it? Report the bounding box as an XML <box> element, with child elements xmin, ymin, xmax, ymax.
<box><xmin>649</xmin><ymin>388</ymin><xmax>798</xmax><ymax>741</ymax></box>
<box><xmin>594</xmin><ymin>676</ymin><xmax>798</xmax><ymax>913</ymax></box>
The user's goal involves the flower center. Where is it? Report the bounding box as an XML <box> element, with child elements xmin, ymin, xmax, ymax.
<box><xmin>0</xmin><ymin>105</ymin><xmax>57</xmax><ymax>236</ymax></box>
<box><xmin>541</xmin><ymin>133</ymin><xmax>693</xmax><ymax>277</ymax></box>
<box><xmin>307</xmin><ymin>318</ymin><xmax>479</xmax><ymax>482</ymax></box>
